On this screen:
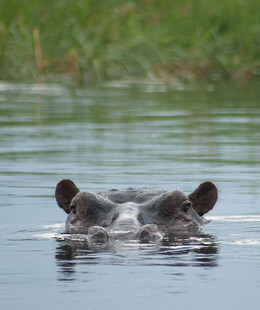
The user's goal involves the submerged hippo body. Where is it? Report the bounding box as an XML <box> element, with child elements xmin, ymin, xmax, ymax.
<box><xmin>55</xmin><ymin>180</ymin><xmax>218</xmax><ymax>243</ymax></box>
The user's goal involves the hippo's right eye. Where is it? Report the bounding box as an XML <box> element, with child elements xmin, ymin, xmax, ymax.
<box><xmin>181</xmin><ymin>202</ymin><xmax>191</xmax><ymax>213</ymax></box>
<box><xmin>70</xmin><ymin>205</ymin><xmax>77</xmax><ymax>215</ymax></box>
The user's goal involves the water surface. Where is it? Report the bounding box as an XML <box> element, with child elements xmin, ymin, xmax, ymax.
<box><xmin>0</xmin><ymin>81</ymin><xmax>259</xmax><ymax>309</ymax></box>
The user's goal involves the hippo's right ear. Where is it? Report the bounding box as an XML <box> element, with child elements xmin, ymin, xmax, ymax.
<box><xmin>55</xmin><ymin>179</ymin><xmax>80</xmax><ymax>214</ymax></box>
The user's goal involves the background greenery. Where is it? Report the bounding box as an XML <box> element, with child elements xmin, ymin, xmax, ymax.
<box><xmin>0</xmin><ymin>0</ymin><xmax>260</xmax><ymax>82</ymax></box>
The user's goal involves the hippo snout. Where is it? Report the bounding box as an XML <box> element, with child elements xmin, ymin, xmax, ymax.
<box><xmin>110</xmin><ymin>203</ymin><xmax>141</xmax><ymax>233</ymax></box>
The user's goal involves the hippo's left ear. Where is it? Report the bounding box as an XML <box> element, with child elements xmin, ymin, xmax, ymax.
<box><xmin>55</xmin><ymin>179</ymin><xmax>80</xmax><ymax>214</ymax></box>
<box><xmin>188</xmin><ymin>182</ymin><xmax>218</xmax><ymax>216</ymax></box>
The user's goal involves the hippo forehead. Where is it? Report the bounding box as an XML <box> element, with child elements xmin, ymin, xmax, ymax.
<box><xmin>99</xmin><ymin>188</ymin><xmax>179</xmax><ymax>204</ymax></box>
<box><xmin>72</xmin><ymin>188</ymin><xmax>190</xmax><ymax>210</ymax></box>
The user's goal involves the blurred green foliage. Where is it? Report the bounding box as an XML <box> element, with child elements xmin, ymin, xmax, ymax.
<box><xmin>0</xmin><ymin>0</ymin><xmax>260</xmax><ymax>82</ymax></box>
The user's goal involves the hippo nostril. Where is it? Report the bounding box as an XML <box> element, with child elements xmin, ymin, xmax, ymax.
<box><xmin>137</xmin><ymin>224</ymin><xmax>162</xmax><ymax>242</ymax></box>
<box><xmin>139</xmin><ymin>229</ymin><xmax>150</xmax><ymax>240</ymax></box>
<box><xmin>88</xmin><ymin>226</ymin><xmax>109</xmax><ymax>243</ymax></box>
<box><xmin>92</xmin><ymin>231</ymin><xmax>108</xmax><ymax>241</ymax></box>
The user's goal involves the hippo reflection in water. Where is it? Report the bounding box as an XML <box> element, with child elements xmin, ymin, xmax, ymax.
<box><xmin>55</xmin><ymin>179</ymin><xmax>218</xmax><ymax>243</ymax></box>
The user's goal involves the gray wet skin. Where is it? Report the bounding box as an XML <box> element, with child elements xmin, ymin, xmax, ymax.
<box><xmin>55</xmin><ymin>180</ymin><xmax>218</xmax><ymax>243</ymax></box>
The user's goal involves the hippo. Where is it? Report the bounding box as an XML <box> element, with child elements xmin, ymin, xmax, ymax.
<box><xmin>55</xmin><ymin>179</ymin><xmax>218</xmax><ymax>243</ymax></box>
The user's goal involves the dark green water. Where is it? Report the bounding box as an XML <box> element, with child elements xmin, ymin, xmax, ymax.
<box><xmin>0</xmin><ymin>81</ymin><xmax>259</xmax><ymax>309</ymax></box>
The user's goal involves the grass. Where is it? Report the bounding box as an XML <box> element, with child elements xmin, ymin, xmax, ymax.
<box><xmin>0</xmin><ymin>0</ymin><xmax>260</xmax><ymax>82</ymax></box>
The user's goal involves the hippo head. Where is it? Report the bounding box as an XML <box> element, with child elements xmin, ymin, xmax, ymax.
<box><xmin>55</xmin><ymin>180</ymin><xmax>218</xmax><ymax>243</ymax></box>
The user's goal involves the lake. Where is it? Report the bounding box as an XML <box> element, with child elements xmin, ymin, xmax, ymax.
<box><xmin>0</xmin><ymin>80</ymin><xmax>259</xmax><ymax>309</ymax></box>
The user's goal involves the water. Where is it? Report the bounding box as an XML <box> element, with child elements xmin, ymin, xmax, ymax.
<box><xmin>0</xmin><ymin>80</ymin><xmax>259</xmax><ymax>309</ymax></box>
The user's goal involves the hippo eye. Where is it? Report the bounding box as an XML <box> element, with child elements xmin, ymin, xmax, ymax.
<box><xmin>181</xmin><ymin>202</ymin><xmax>191</xmax><ymax>213</ymax></box>
<box><xmin>70</xmin><ymin>205</ymin><xmax>77</xmax><ymax>215</ymax></box>
<box><xmin>112</xmin><ymin>213</ymin><xmax>119</xmax><ymax>222</ymax></box>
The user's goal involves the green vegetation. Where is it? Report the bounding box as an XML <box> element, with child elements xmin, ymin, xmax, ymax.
<box><xmin>0</xmin><ymin>0</ymin><xmax>260</xmax><ymax>82</ymax></box>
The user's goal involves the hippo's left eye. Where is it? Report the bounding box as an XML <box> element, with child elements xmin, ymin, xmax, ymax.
<box><xmin>112</xmin><ymin>213</ymin><xmax>119</xmax><ymax>222</ymax></box>
<box><xmin>70</xmin><ymin>205</ymin><xmax>77</xmax><ymax>215</ymax></box>
<box><xmin>181</xmin><ymin>202</ymin><xmax>191</xmax><ymax>213</ymax></box>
